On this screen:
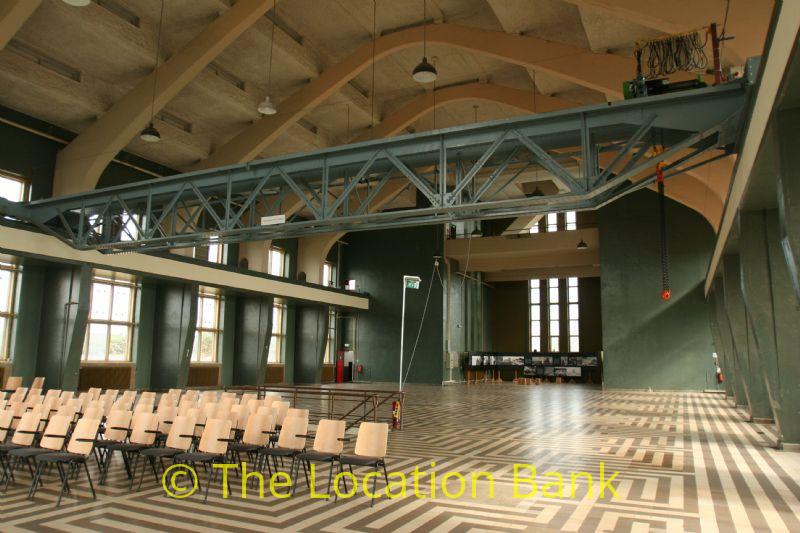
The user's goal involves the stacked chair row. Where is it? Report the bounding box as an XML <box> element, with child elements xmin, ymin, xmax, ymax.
<box><xmin>1</xmin><ymin>387</ymin><xmax>390</xmax><ymax>507</ymax></box>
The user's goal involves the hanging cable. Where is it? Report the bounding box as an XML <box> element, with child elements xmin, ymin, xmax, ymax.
<box><xmin>370</xmin><ymin>0</ymin><xmax>377</xmax><ymax>138</ymax></box>
<box><xmin>149</xmin><ymin>0</ymin><xmax>166</xmax><ymax>124</ymax></box>
<box><xmin>637</xmin><ymin>29</ymin><xmax>709</xmax><ymax>79</ymax></box>
<box><xmin>656</xmin><ymin>161</ymin><xmax>671</xmax><ymax>301</ymax></box>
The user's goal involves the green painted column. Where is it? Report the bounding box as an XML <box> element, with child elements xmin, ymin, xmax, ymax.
<box><xmin>219</xmin><ymin>295</ymin><xmax>236</xmax><ymax>387</ymax></box>
<box><xmin>766</xmin><ymin>211</ymin><xmax>800</xmax><ymax>449</ymax></box>
<box><xmin>722</xmin><ymin>255</ymin><xmax>772</xmax><ymax>421</ymax></box>
<box><xmin>711</xmin><ymin>280</ymin><xmax>746</xmax><ymax>405</ymax></box>
<box><xmin>10</xmin><ymin>264</ymin><xmax>45</xmax><ymax>384</ymax></box>
<box><xmin>230</xmin><ymin>294</ymin><xmax>274</xmax><ymax>386</ymax></box>
<box><xmin>149</xmin><ymin>282</ymin><xmax>198</xmax><ymax>389</ymax></box>
<box><xmin>133</xmin><ymin>280</ymin><xmax>156</xmax><ymax>389</ymax></box>
<box><xmin>738</xmin><ymin>210</ymin><xmax>789</xmax><ymax>436</ymax></box>
<box><xmin>776</xmin><ymin>108</ymin><xmax>800</xmax><ymax>298</ymax></box>
<box><xmin>293</xmin><ymin>303</ymin><xmax>328</xmax><ymax>384</ymax></box>
<box><xmin>707</xmin><ymin>292</ymin><xmax>735</xmax><ymax>398</ymax></box>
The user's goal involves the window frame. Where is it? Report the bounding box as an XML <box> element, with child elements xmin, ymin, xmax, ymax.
<box><xmin>191</xmin><ymin>290</ymin><xmax>222</xmax><ymax>364</ymax></box>
<box><xmin>82</xmin><ymin>273</ymin><xmax>137</xmax><ymax>363</ymax></box>
<box><xmin>268</xmin><ymin>300</ymin><xmax>285</xmax><ymax>364</ymax></box>
<box><xmin>0</xmin><ymin>261</ymin><xmax>20</xmax><ymax>361</ymax></box>
<box><xmin>0</xmin><ymin>171</ymin><xmax>30</xmax><ymax>203</ymax></box>
<box><xmin>568</xmin><ymin>277</ymin><xmax>580</xmax><ymax>352</ymax></box>
<box><xmin>268</xmin><ymin>246</ymin><xmax>285</xmax><ymax>277</ymax></box>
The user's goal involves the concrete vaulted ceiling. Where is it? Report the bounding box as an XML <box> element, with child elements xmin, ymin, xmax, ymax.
<box><xmin>0</xmin><ymin>0</ymin><xmax>773</xmax><ymax>254</ymax></box>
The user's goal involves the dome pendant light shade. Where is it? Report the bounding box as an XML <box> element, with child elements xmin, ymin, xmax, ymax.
<box><xmin>140</xmin><ymin>122</ymin><xmax>161</xmax><ymax>143</ymax></box>
<box><xmin>258</xmin><ymin>95</ymin><xmax>277</xmax><ymax>115</ymax></box>
<box><xmin>577</xmin><ymin>238</ymin><xmax>589</xmax><ymax>250</ymax></box>
<box><xmin>62</xmin><ymin>0</ymin><xmax>92</xmax><ymax>6</ymax></box>
<box><xmin>412</xmin><ymin>56</ymin><xmax>438</xmax><ymax>83</ymax></box>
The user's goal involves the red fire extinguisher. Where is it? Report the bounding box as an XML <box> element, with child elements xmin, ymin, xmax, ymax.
<box><xmin>717</xmin><ymin>366</ymin><xmax>725</xmax><ymax>383</ymax></box>
<box><xmin>392</xmin><ymin>400</ymin><xmax>401</xmax><ymax>430</ymax></box>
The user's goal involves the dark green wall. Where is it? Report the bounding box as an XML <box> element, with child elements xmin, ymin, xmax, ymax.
<box><xmin>489</xmin><ymin>281</ymin><xmax>528</xmax><ymax>352</ymax></box>
<box><xmin>599</xmin><ymin>189</ymin><xmax>715</xmax><ymax>390</ymax></box>
<box><xmin>341</xmin><ymin>226</ymin><xmax>444</xmax><ymax>384</ymax></box>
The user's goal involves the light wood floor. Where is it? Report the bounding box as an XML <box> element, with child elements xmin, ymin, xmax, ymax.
<box><xmin>1</xmin><ymin>384</ymin><xmax>797</xmax><ymax>532</ymax></box>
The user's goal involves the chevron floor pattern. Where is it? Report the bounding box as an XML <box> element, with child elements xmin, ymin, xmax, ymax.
<box><xmin>1</xmin><ymin>384</ymin><xmax>799</xmax><ymax>532</ymax></box>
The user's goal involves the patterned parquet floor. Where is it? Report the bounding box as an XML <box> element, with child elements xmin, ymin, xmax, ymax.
<box><xmin>1</xmin><ymin>383</ymin><xmax>798</xmax><ymax>532</ymax></box>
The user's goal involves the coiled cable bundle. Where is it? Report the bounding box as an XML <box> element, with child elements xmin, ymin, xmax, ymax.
<box><xmin>638</xmin><ymin>30</ymin><xmax>709</xmax><ymax>79</ymax></box>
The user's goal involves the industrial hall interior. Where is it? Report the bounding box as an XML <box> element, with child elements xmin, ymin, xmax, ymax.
<box><xmin>0</xmin><ymin>0</ymin><xmax>798</xmax><ymax>531</ymax></box>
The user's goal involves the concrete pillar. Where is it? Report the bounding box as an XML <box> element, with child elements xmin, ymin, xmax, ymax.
<box><xmin>149</xmin><ymin>283</ymin><xmax>198</xmax><ymax>389</ymax></box>
<box><xmin>711</xmin><ymin>280</ymin><xmax>746</xmax><ymax>405</ymax></box>
<box><xmin>230</xmin><ymin>294</ymin><xmax>274</xmax><ymax>386</ymax></box>
<box><xmin>740</xmin><ymin>209</ymin><xmax>800</xmax><ymax>448</ymax></box>
<box><xmin>707</xmin><ymin>292</ymin><xmax>734</xmax><ymax>398</ymax></box>
<box><xmin>292</xmin><ymin>303</ymin><xmax>329</xmax><ymax>384</ymax></box>
<box><xmin>775</xmin><ymin>108</ymin><xmax>800</xmax><ymax>299</ymax></box>
<box><xmin>722</xmin><ymin>254</ymin><xmax>773</xmax><ymax>422</ymax></box>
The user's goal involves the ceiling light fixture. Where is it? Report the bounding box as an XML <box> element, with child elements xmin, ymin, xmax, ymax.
<box><xmin>62</xmin><ymin>0</ymin><xmax>91</xmax><ymax>6</ymax></box>
<box><xmin>577</xmin><ymin>238</ymin><xmax>589</xmax><ymax>250</ymax></box>
<box><xmin>412</xmin><ymin>0</ymin><xmax>437</xmax><ymax>83</ymax></box>
<box><xmin>140</xmin><ymin>0</ymin><xmax>165</xmax><ymax>143</ymax></box>
<box><xmin>259</xmin><ymin>0</ymin><xmax>279</xmax><ymax>115</ymax></box>
<box><xmin>531</xmin><ymin>186</ymin><xmax>544</xmax><ymax>197</ymax></box>
<box><xmin>140</xmin><ymin>122</ymin><xmax>161</xmax><ymax>143</ymax></box>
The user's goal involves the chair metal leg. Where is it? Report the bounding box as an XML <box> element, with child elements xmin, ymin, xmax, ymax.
<box><xmin>27</xmin><ymin>462</ymin><xmax>45</xmax><ymax>500</ymax></box>
<box><xmin>100</xmin><ymin>448</ymin><xmax>114</xmax><ymax>485</ymax></box>
<box><xmin>83</xmin><ymin>460</ymin><xmax>96</xmax><ymax>500</ymax></box>
<box><xmin>55</xmin><ymin>463</ymin><xmax>68</xmax><ymax>507</ymax></box>
<box><xmin>371</xmin><ymin>465</ymin><xmax>378</xmax><ymax>507</ymax></box>
<box><xmin>326</xmin><ymin>459</ymin><xmax>334</xmax><ymax>500</ymax></box>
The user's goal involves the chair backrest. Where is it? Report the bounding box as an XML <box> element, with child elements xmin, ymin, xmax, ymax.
<box><xmin>139</xmin><ymin>391</ymin><xmax>156</xmax><ymax>405</ymax></box>
<box><xmin>165</xmin><ymin>414</ymin><xmax>196</xmax><ymax>451</ymax></box>
<box><xmin>0</xmin><ymin>399</ymin><xmax>5</xmax><ymax>410</ymax></box>
<box><xmin>273</xmin><ymin>401</ymin><xmax>290</xmax><ymax>426</ymax></box>
<box><xmin>66</xmin><ymin>417</ymin><xmax>101</xmax><ymax>456</ymax></box>
<box><xmin>12</xmin><ymin>410</ymin><xmax>41</xmax><ymax>445</ymax></box>
<box><xmin>156</xmin><ymin>405</ymin><xmax>177</xmax><ymax>435</ymax></box>
<box><xmin>4</xmin><ymin>376</ymin><xmax>23</xmax><ymax>390</ymax></box>
<box><xmin>183</xmin><ymin>390</ymin><xmax>199</xmax><ymax>401</ymax></box>
<box><xmin>8</xmin><ymin>401</ymin><xmax>26</xmax><ymax>429</ymax></box>
<box><xmin>121</xmin><ymin>390</ymin><xmax>137</xmax><ymax>402</ymax></box>
<box><xmin>9</xmin><ymin>387</ymin><xmax>27</xmax><ymax>403</ymax></box>
<box><xmin>44</xmin><ymin>389</ymin><xmax>61</xmax><ymax>401</ymax></box>
<box><xmin>262</xmin><ymin>396</ymin><xmax>276</xmax><ymax>411</ymax></box>
<box><xmin>219</xmin><ymin>397</ymin><xmax>237</xmax><ymax>410</ymax></box>
<box><xmin>0</xmin><ymin>409</ymin><xmax>13</xmax><ymax>441</ymax></box>
<box><xmin>130</xmin><ymin>412</ymin><xmax>159</xmax><ymax>446</ymax></box>
<box><xmin>229</xmin><ymin>404</ymin><xmax>249</xmax><ymax>430</ymax></box>
<box><xmin>354</xmin><ymin>422</ymin><xmax>388</xmax><ymax>458</ymax></box>
<box><xmin>39</xmin><ymin>414</ymin><xmax>71</xmax><ymax>451</ymax></box>
<box><xmin>59</xmin><ymin>391</ymin><xmax>74</xmax><ymax>403</ymax></box>
<box><xmin>87</xmin><ymin>387</ymin><xmax>102</xmax><ymax>401</ymax></box>
<box><xmin>24</xmin><ymin>392</ymin><xmax>43</xmax><ymax>407</ymax></box>
<box><xmin>242</xmin><ymin>412</ymin><xmax>273</xmax><ymax>446</ymax></box>
<box><xmin>200</xmin><ymin>391</ymin><xmax>217</xmax><ymax>403</ymax></box>
<box><xmin>313</xmin><ymin>419</ymin><xmax>346</xmax><ymax>455</ymax></box>
<box><xmin>276</xmin><ymin>415</ymin><xmax>307</xmax><ymax>451</ymax></box>
<box><xmin>41</xmin><ymin>396</ymin><xmax>61</xmax><ymax>417</ymax></box>
<box><xmin>198</xmin><ymin>418</ymin><xmax>232</xmax><ymax>455</ymax></box>
<box><xmin>104</xmin><ymin>409</ymin><xmax>133</xmax><ymax>442</ymax></box>
<box><xmin>220</xmin><ymin>391</ymin><xmax>236</xmax><ymax>400</ymax></box>
<box><xmin>202</xmin><ymin>402</ymin><xmax>218</xmax><ymax>420</ymax></box>
<box><xmin>30</xmin><ymin>376</ymin><xmax>45</xmax><ymax>389</ymax></box>
<box><xmin>133</xmin><ymin>401</ymin><xmax>153</xmax><ymax>414</ymax></box>
<box><xmin>177</xmin><ymin>401</ymin><xmax>195</xmax><ymax>416</ymax></box>
<box><xmin>100</xmin><ymin>389</ymin><xmax>119</xmax><ymax>404</ymax></box>
<box><xmin>240</xmin><ymin>393</ymin><xmax>257</xmax><ymax>405</ymax></box>
<box><xmin>246</xmin><ymin>399</ymin><xmax>262</xmax><ymax>414</ymax></box>
<box><xmin>286</xmin><ymin>408</ymin><xmax>309</xmax><ymax>420</ymax></box>
<box><xmin>157</xmin><ymin>394</ymin><xmax>176</xmax><ymax>410</ymax></box>
<box><xmin>83</xmin><ymin>406</ymin><xmax>104</xmax><ymax>420</ymax></box>
<box><xmin>55</xmin><ymin>402</ymin><xmax>78</xmax><ymax>421</ymax></box>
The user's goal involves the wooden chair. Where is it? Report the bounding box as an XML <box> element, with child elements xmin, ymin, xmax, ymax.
<box><xmin>3</xmin><ymin>376</ymin><xmax>22</xmax><ymax>391</ymax></box>
<box><xmin>295</xmin><ymin>419</ymin><xmax>346</xmax><ymax>496</ymax></box>
<box><xmin>286</xmin><ymin>408</ymin><xmax>309</xmax><ymax>420</ymax></box>
<box><xmin>0</xmin><ymin>410</ymin><xmax>13</xmax><ymax>486</ymax></box>
<box><xmin>0</xmin><ymin>411</ymin><xmax>45</xmax><ymax>490</ymax></box>
<box><xmin>272</xmin><ymin>401</ymin><xmax>290</xmax><ymax>428</ymax></box>
<box><xmin>87</xmin><ymin>387</ymin><xmax>102</xmax><ymax>401</ymax></box>
<box><xmin>93</xmin><ymin>409</ymin><xmax>133</xmax><ymax>483</ymax></box>
<box><xmin>103</xmin><ymin>412</ymin><xmax>158</xmax><ymax>486</ymax></box>
<box><xmin>228</xmin><ymin>412</ymin><xmax>274</xmax><ymax>468</ymax></box>
<box><xmin>174</xmin><ymin>418</ymin><xmax>233</xmax><ymax>502</ymax></box>
<box><xmin>7</xmin><ymin>415</ymin><xmax>71</xmax><ymax>494</ymax></box>
<box><xmin>337</xmin><ymin>422</ymin><xmax>390</xmax><ymax>506</ymax></box>
<box><xmin>136</xmin><ymin>414</ymin><xmax>197</xmax><ymax>489</ymax></box>
<box><xmin>30</xmin><ymin>417</ymin><xmax>102</xmax><ymax>507</ymax></box>
<box><xmin>9</xmin><ymin>387</ymin><xmax>27</xmax><ymax>403</ymax></box>
<box><xmin>30</xmin><ymin>377</ymin><xmax>45</xmax><ymax>390</ymax></box>
<box><xmin>259</xmin><ymin>416</ymin><xmax>308</xmax><ymax>491</ymax></box>
<box><xmin>155</xmin><ymin>404</ymin><xmax>177</xmax><ymax>441</ymax></box>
